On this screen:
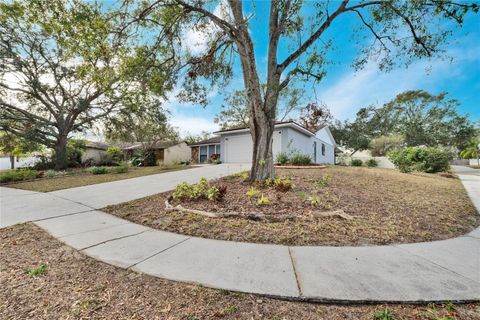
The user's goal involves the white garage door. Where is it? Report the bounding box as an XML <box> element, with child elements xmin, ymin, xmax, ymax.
<box><xmin>224</xmin><ymin>134</ymin><xmax>253</xmax><ymax>163</ymax></box>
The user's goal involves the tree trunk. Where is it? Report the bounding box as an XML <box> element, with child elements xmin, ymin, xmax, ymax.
<box><xmin>54</xmin><ymin>135</ymin><xmax>68</xmax><ymax>170</ymax></box>
<box><xmin>9</xmin><ymin>155</ymin><xmax>14</xmax><ymax>169</ymax></box>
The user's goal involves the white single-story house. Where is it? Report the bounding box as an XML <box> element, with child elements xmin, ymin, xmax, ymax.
<box><xmin>209</xmin><ymin>121</ymin><xmax>336</xmax><ymax>164</ymax></box>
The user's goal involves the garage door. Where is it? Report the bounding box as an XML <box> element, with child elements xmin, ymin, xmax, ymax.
<box><xmin>224</xmin><ymin>134</ymin><xmax>253</xmax><ymax>163</ymax></box>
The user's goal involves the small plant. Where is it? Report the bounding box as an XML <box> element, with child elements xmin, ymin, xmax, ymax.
<box><xmin>257</xmin><ymin>194</ymin><xmax>270</xmax><ymax>206</ymax></box>
<box><xmin>207</xmin><ymin>186</ymin><xmax>220</xmax><ymax>201</ymax></box>
<box><xmin>350</xmin><ymin>159</ymin><xmax>363</xmax><ymax>166</ymax></box>
<box><xmin>276</xmin><ymin>152</ymin><xmax>289</xmax><ymax>165</ymax></box>
<box><xmin>235</xmin><ymin>171</ymin><xmax>250</xmax><ymax>181</ymax></box>
<box><xmin>191</xmin><ymin>177</ymin><xmax>209</xmax><ymax>199</ymax></box>
<box><xmin>90</xmin><ymin>166</ymin><xmax>109</xmax><ymax>174</ymax></box>
<box><xmin>224</xmin><ymin>305</ymin><xmax>238</xmax><ymax>314</ymax></box>
<box><xmin>246</xmin><ymin>187</ymin><xmax>259</xmax><ymax>198</ymax></box>
<box><xmin>374</xmin><ymin>308</ymin><xmax>394</xmax><ymax>320</ymax></box>
<box><xmin>264</xmin><ymin>177</ymin><xmax>273</xmax><ymax>188</ymax></box>
<box><xmin>111</xmin><ymin>162</ymin><xmax>129</xmax><ymax>174</ymax></box>
<box><xmin>173</xmin><ymin>182</ymin><xmax>194</xmax><ymax>199</ymax></box>
<box><xmin>27</xmin><ymin>263</ymin><xmax>48</xmax><ymax>277</ymax></box>
<box><xmin>316</xmin><ymin>175</ymin><xmax>332</xmax><ymax>188</ymax></box>
<box><xmin>274</xmin><ymin>177</ymin><xmax>293</xmax><ymax>192</ymax></box>
<box><xmin>106</xmin><ymin>146</ymin><xmax>122</xmax><ymax>164</ymax></box>
<box><xmin>290</xmin><ymin>153</ymin><xmax>312</xmax><ymax>165</ymax></box>
<box><xmin>446</xmin><ymin>302</ymin><xmax>456</xmax><ymax>312</ymax></box>
<box><xmin>366</xmin><ymin>159</ymin><xmax>378</xmax><ymax>167</ymax></box>
<box><xmin>308</xmin><ymin>195</ymin><xmax>321</xmax><ymax>207</ymax></box>
<box><xmin>297</xmin><ymin>191</ymin><xmax>306</xmax><ymax>200</ymax></box>
<box><xmin>259</xmin><ymin>159</ymin><xmax>266</xmax><ymax>166</ymax></box>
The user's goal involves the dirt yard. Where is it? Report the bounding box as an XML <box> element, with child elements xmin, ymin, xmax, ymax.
<box><xmin>1</xmin><ymin>223</ymin><xmax>479</xmax><ymax>320</ymax></box>
<box><xmin>105</xmin><ymin>166</ymin><xmax>479</xmax><ymax>246</ymax></box>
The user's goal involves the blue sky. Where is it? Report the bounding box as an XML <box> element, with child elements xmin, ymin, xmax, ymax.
<box><xmin>165</xmin><ymin>1</ymin><xmax>480</xmax><ymax>136</ymax></box>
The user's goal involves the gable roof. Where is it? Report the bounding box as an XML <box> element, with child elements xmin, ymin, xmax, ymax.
<box><xmin>188</xmin><ymin>136</ymin><xmax>221</xmax><ymax>147</ymax></box>
<box><xmin>85</xmin><ymin>141</ymin><xmax>110</xmax><ymax>150</ymax></box>
<box><xmin>213</xmin><ymin>121</ymin><xmax>316</xmax><ymax>137</ymax></box>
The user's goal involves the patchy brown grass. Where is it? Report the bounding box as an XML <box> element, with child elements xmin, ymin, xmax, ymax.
<box><xmin>105</xmin><ymin>166</ymin><xmax>479</xmax><ymax>246</ymax></box>
<box><xmin>1</xmin><ymin>224</ymin><xmax>479</xmax><ymax>320</ymax></box>
<box><xmin>5</xmin><ymin>165</ymin><xmax>191</xmax><ymax>192</ymax></box>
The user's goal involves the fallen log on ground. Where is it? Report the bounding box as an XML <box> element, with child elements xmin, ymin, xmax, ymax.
<box><xmin>165</xmin><ymin>197</ymin><xmax>353</xmax><ymax>222</ymax></box>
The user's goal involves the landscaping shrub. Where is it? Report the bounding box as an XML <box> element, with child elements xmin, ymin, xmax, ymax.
<box><xmin>275</xmin><ymin>152</ymin><xmax>289</xmax><ymax>165</ymax></box>
<box><xmin>369</xmin><ymin>134</ymin><xmax>404</xmax><ymax>156</ymax></box>
<box><xmin>350</xmin><ymin>159</ymin><xmax>363</xmax><ymax>166</ymax></box>
<box><xmin>290</xmin><ymin>153</ymin><xmax>311</xmax><ymax>165</ymax></box>
<box><xmin>387</xmin><ymin>146</ymin><xmax>452</xmax><ymax>173</ymax></box>
<box><xmin>366</xmin><ymin>159</ymin><xmax>378</xmax><ymax>167</ymax></box>
<box><xmin>0</xmin><ymin>168</ymin><xmax>37</xmax><ymax>183</ymax></box>
<box><xmin>89</xmin><ymin>166</ymin><xmax>109</xmax><ymax>175</ymax></box>
<box><xmin>66</xmin><ymin>139</ymin><xmax>86</xmax><ymax>167</ymax></box>
<box><xmin>256</xmin><ymin>194</ymin><xmax>270</xmax><ymax>206</ymax></box>
<box><xmin>111</xmin><ymin>162</ymin><xmax>129</xmax><ymax>174</ymax></box>
<box><xmin>173</xmin><ymin>178</ymin><xmax>226</xmax><ymax>201</ymax></box>
<box><xmin>316</xmin><ymin>175</ymin><xmax>332</xmax><ymax>188</ymax></box>
<box><xmin>107</xmin><ymin>146</ymin><xmax>123</xmax><ymax>164</ymax></box>
<box><xmin>274</xmin><ymin>177</ymin><xmax>293</xmax><ymax>192</ymax></box>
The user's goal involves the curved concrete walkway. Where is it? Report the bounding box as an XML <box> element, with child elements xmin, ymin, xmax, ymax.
<box><xmin>1</xmin><ymin>164</ymin><xmax>479</xmax><ymax>303</ymax></box>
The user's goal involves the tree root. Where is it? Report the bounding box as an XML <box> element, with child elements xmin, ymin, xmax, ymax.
<box><xmin>165</xmin><ymin>197</ymin><xmax>353</xmax><ymax>222</ymax></box>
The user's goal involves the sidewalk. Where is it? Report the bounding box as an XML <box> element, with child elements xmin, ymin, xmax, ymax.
<box><xmin>1</xmin><ymin>164</ymin><xmax>479</xmax><ymax>302</ymax></box>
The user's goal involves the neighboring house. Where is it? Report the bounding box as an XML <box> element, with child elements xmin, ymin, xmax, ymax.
<box><xmin>208</xmin><ymin>121</ymin><xmax>336</xmax><ymax>164</ymax></box>
<box><xmin>188</xmin><ymin>136</ymin><xmax>221</xmax><ymax>163</ymax></box>
<box><xmin>123</xmin><ymin>141</ymin><xmax>190</xmax><ymax>165</ymax></box>
<box><xmin>82</xmin><ymin>141</ymin><xmax>111</xmax><ymax>165</ymax></box>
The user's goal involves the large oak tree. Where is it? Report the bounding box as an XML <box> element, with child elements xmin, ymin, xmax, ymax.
<box><xmin>0</xmin><ymin>0</ymin><xmax>174</xmax><ymax>169</ymax></box>
<box><xmin>123</xmin><ymin>1</ymin><xmax>478</xmax><ymax>180</ymax></box>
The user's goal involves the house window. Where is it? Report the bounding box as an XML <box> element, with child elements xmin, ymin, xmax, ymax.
<box><xmin>321</xmin><ymin>143</ymin><xmax>325</xmax><ymax>156</ymax></box>
<box><xmin>199</xmin><ymin>146</ymin><xmax>208</xmax><ymax>163</ymax></box>
<box><xmin>215</xmin><ymin>145</ymin><xmax>221</xmax><ymax>157</ymax></box>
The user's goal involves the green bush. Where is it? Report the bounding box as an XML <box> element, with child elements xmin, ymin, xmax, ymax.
<box><xmin>273</xmin><ymin>177</ymin><xmax>293</xmax><ymax>192</ymax></box>
<box><xmin>387</xmin><ymin>146</ymin><xmax>452</xmax><ymax>173</ymax></box>
<box><xmin>111</xmin><ymin>162</ymin><xmax>129</xmax><ymax>174</ymax></box>
<box><xmin>173</xmin><ymin>178</ymin><xmax>226</xmax><ymax>201</ymax></box>
<box><xmin>107</xmin><ymin>146</ymin><xmax>122</xmax><ymax>164</ymax></box>
<box><xmin>275</xmin><ymin>152</ymin><xmax>289</xmax><ymax>165</ymax></box>
<box><xmin>90</xmin><ymin>166</ymin><xmax>109</xmax><ymax>175</ymax></box>
<box><xmin>0</xmin><ymin>168</ymin><xmax>37</xmax><ymax>183</ymax></box>
<box><xmin>366</xmin><ymin>159</ymin><xmax>378</xmax><ymax>167</ymax></box>
<box><xmin>290</xmin><ymin>153</ymin><xmax>311</xmax><ymax>165</ymax></box>
<box><xmin>350</xmin><ymin>159</ymin><xmax>363</xmax><ymax>166</ymax></box>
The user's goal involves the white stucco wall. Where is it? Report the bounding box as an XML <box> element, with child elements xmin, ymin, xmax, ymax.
<box><xmin>219</xmin><ymin>126</ymin><xmax>335</xmax><ymax>164</ymax></box>
<box><xmin>81</xmin><ymin>148</ymin><xmax>109</xmax><ymax>164</ymax></box>
<box><xmin>0</xmin><ymin>156</ymin><xmax>40</xmax><ymax>170</ymax></box>
<box><xmin>163</xmin><ymin>142</ymin><xmax>191</xmax><ymax>164</ymax></box>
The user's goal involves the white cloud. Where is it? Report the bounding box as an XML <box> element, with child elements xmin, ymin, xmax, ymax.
<box><xmin>317</xmin><ymin>42</ymin><xmax>480</xmax><ymax>120</ymax></box>
<box><xmin>170</xmin><ymin>115</ymin><xmax>218</xmax><ymax>136</ymax></box>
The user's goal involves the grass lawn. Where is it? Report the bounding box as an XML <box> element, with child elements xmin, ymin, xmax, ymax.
<box><xmin>4</xmin><ymin>165</ymin><xmax>192</xmax><ymax>192</ymax></box>
<box><xmin>1</xmin><ymin>224</ymin><xmax>478</xmax><ymax>320</ymax></box>
<box><xmin>105</xmin><ymin>166</ymin><xmax>479</xmax><ymax>246</ymax></box>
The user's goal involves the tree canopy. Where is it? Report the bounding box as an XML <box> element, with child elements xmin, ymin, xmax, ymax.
<box><xmin>0</xmin><ymin>0</ymin><xmax>175</xmax><ymax>169</ymax></box>
<box><xmin>332</xmin><ymin>90</ymin><xmax>476</xmax><ymax>154</ymax></box>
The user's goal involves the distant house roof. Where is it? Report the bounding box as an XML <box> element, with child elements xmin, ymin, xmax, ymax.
<box><xmin>85</xmin><ymin>141</ymin><xmax>110</xmax><ymax>150</ymax></box>
<box><xmin>122</xmin><ymin>141</ymin><xmax>182</xmax><ymax>150</ymax></box>
<box><xmin>188</xmin><ymin>136</ymin><xmax>221</xmax><ymax>147</ymax></box>
<box><xmin>213</xmin><ymin>121</ymin><xmax>317</xmax><ymax>137</ymax></box>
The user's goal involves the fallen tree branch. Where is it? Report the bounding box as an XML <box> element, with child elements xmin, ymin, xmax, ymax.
<box><xmin>313</xmin><ymin>209</ymin><xmax>353</xmax><ymax>220</ymax></box>
<box><xmin>165</xmin><ymin>197</ymin><xmax>353</xmax><ymax>222</ymax></box>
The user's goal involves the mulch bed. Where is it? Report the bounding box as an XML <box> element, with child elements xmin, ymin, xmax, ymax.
<box><xmin>105</xmin><ymin>166</ymin><xmax>479</xmax><ymax>246</ymax></box>
<box><xmin>1</xmin><ymin>223</ymin><xmax>479</xmax><ymax>320</ymax></box>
